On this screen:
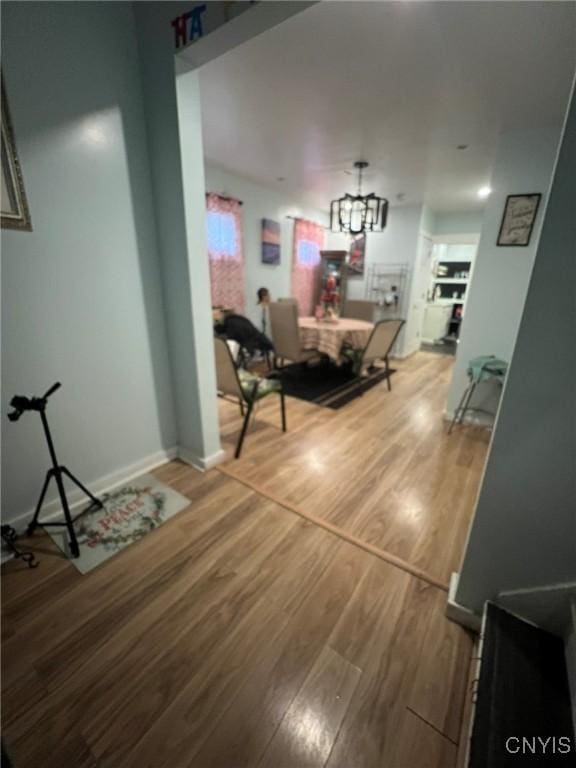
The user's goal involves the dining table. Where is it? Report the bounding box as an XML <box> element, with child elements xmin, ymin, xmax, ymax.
<box><xmin>298</xmin><ymin>316</ymin><xmax>374</xmax><ymax>362</ymax></box>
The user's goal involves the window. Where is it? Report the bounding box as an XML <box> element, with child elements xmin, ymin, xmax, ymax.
<box><xmin>291</xmin><ymin>219</ymin><xmax>325</xmax><ymax>315</ymax></box>
<box><xmin>206</xmin><ymin>211</ymin><xmax>239</xmax><ymax>261</ymax></box>
<box><xmin>206</xmin><ymin>193</ymin><xmax>245</xmax><ymax>312</ymax></box>
<box><xmin>297</xmin><ymin>238</ymin><xmax>322</xmax><ymax>267</ymax></box>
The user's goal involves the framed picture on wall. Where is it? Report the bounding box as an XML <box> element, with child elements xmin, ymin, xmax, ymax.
<box><xmin>261</xmin><ymin>218</ymin><xmax>280</xmax><ymax>265</ymax></box>
<box><xmin>1</xmin><ymin>75</ymin><xmax>32</xmax><ymax>231</ymax></box>
<box><xmin>348</xmin><ymin>233</ymin><xmax>366</xmax><ymax>276</ymax></box>
<box><xmin>497</xmin><ymin>194</ymin><xmax>541</xmax><ymax>246</ymax></box>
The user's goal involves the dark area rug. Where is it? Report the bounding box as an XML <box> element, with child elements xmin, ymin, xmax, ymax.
<box><xmin>279</xmin><ymin>362</ymin><xmax>395</xmax><ymax>409</ymax></box>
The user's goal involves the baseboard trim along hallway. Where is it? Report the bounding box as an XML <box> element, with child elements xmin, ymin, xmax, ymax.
<box><xmin>4</xmin><ymin>447</ymin><xmax>179</xmax><ymax>534</ymax></box>
<box><xmin>179</xmin><ymin>447</ymin><xmax>228</xmax><ymax>471</ymax></box>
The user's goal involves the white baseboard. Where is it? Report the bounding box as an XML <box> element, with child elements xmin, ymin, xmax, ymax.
<box><xmin>391</xmin><ymin>347</ymin><xmax>419</xmax><ymax>361</ymax></box>
<box><xmin>178</xmin><ymin>447</ymin><xmax>226</xmax><ymax>471</ymax></box>
<box><xmin>442</xmin><ymin>409</ymin><xmax>494</xmax><ymax>429</ymax></box>
<box><xmin>446</xmin><ymin>572</ymin><xmax>482</xmax><ymax>632</ymax></box>
<box><xmin>3</xmin><ymin>447</ymin><xmax>178</xmax><ymax>533</ymax></box>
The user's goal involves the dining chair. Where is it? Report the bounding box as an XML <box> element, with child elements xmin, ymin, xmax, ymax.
<box><xmin>342</xmin><ymin>318</ymin><xmax>404</xmax><ymax>390</ymax></box>
<box><xmin>214</xmin><ymin>337</ymin><xmax>286</xmax><ymax>458</ymax></box>
<box><xmin>268</xmin><ymin>301</ymin><xmax>318</xmax><ymax>367</ymax></box>
<box><xmin>342</xmin><ymin>299</ymin><xmax>376</xmax><ymax>323</ymax></box>
<box><xmin>278</xmin><ymin>297</ymin><xmax>299</xmax><ymax>313</ymax></box>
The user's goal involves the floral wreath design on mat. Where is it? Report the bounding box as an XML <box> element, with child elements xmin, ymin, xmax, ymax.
<box><xmin>76</xmin><ymin>486</ymin><xmax>167</xmax><ymax>552</ymax></box>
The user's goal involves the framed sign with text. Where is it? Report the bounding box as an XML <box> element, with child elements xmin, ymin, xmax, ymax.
<box><xmin>497</xmin><ymin>194</ymin><xmax>541</xmax><ymax>247</ymax></box>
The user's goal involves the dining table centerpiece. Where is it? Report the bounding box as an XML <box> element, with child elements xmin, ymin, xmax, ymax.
<box><xmin>318</xmin><ymin>274</ymin><xmax>341</xmax><ymax>321</ymax></box>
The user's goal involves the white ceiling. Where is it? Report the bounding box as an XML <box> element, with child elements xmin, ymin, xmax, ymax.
<box><xmin>199</xmin><ymin>1</ymin><xmax>576</xmax><ymax>213</ymax></box>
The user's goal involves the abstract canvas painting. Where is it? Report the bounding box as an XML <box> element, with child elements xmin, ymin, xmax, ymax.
<box><xmin>262</xmin><ymin>218</ymin><xmax>281</xmax><ymax>265</ymax></box>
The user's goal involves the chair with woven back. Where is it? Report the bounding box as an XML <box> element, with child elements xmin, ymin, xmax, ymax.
<box><xmin>268</xmin><ymin>301</ymin><xmax>318</xmax><ymax>368</ymax></box>
<box><xmin>342</xmin><ymin>318</ymin><xmax>405</xmax><ymax>390</ymax></box>
<box><xmin>213</xmin><ymin>336</ymin><xmax>286</xmax><ymax>458</ymax></box>
<box><xmin>342</xmin><ymin>299</ymin><xmax>377</xmax><ymax>323</ymax></box>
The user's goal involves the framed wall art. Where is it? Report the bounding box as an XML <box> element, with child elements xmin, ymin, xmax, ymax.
<box><xmin>261</xmin><ymin>218</ymin><xmax>280</xmax><ymax>265</ymax></box>
<box><xmin>1</xmin><ymin>76</ymin><xmax>32</xmax><ymax>231</ymax></box>
<box><xmin>497</xmin><ymin>194</ymin><xmax>541</xmax><ymax>247</ymax></box>
<box><xmin>348</xmin><ymin>233</ymin><xmax>366</xmax><ymax>276</ymax></box>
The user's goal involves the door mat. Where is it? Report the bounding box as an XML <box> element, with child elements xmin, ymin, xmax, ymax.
<box><xmin>45</xmin><ymin>474</ymin><xmax>189</xmax><ymax>573</ymax></box>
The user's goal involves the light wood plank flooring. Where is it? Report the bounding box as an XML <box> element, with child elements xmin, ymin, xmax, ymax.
<box><xmin>218</xmin><ymin>351</ymin><xmax>489</xmax><ymax>586</ymax></box>
<box><xmin>1</xmin><ymin>351</ymin><xmax>488</xmax><ymax>767</ymax></box>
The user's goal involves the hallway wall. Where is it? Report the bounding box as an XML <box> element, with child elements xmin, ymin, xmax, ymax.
<box><xmin>134</xmin><ymin>1</ymin><xmax>311</xmax><ymax>467</ymax></box>
<box><xmin>1</xmin><ymin>1</ymin><xmax>176</xmax><ymax>523</ymax></box>
<box><xmin>456</xmin><ymin>82</ymin><xmax>576</xmax><ymax>612</ymax></box>
<box><xmin>446</xmin><ymin>124</ymin><xmax>564</xmax><ymax>419</ymax></box>
<box><xmin>434</xmin><ymin>210</ymin><xmax>484</xmax><ymax>236</ymax></box>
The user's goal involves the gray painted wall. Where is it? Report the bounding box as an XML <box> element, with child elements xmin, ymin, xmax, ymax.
<box><xmin>133</xmin><ymin>1</ymin><xmax>222</xmax><ymax>465</ymax></box>
<box><xmin>456</xmin><ymin>82</ymin><xmax>576</xmax><ymax>613</ymax></box>
<box><xmin>434</xmin><ymin>210</ymin><xmax>484</xmax><ymax>236</ymax></box>
<box><xmin>174</xmin><ymin>66</ymin><xmax>222</xmax><ymax>463</ymax></box>
<box><xmin>1</xmin><ymin>2</ymin><xmax>176</xmax><ymax>523</ymax></box>
<box><xmin>446</xmin><ymin>125</ymin><xmax>565</xmax><ymax>420</ymax></box>
<box><xmin>0</xmin><ymin>1</ymin><xmax>316</xmax><ymax>524</ymax></box>
<box><xmin>133</xmin><ymin>1</ymin><xmax>310</xmax><ymax>464</ymax></box>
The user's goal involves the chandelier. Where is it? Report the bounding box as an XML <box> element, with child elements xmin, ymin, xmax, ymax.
<box><xmin>330</xmin><ymin>161</ymin><xmax>388</xmax><ymax>235</ymax></box>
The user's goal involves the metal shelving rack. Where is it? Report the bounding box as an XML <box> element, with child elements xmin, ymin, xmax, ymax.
<box><xmin>365</xmin><ymin>262</ymin><xmax>410</xmax><ymax>319</ymax></box>
<box><xmin>364</xmin><ymin>262</ymin><xmax>410</xmax><ymax>355</ymax></box>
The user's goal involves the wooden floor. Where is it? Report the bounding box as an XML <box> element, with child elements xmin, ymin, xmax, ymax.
<box><xmin>219</xmin><ymin>351</ymin><xmax>489</xmax><ymax>587</ymax></box>
<box><xmin>1</xmin><ymin>352</ymin><xmax>489</xmax><ymax>768</ymax></box>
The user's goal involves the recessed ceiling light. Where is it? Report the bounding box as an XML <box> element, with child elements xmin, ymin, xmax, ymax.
<box><xmin>478</xmin><ymin>186</ymin><xmax>492</xmax><ymax>199</ymax></box>
<box><xmin>457</xmin><ymin>144</ymin><xmax>468</xmax><ymax>150</ymax></box>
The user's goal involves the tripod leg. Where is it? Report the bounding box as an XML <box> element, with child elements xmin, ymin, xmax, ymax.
<box><xmin>54</xmin><ymin>470</ymin><xmax>80</xmax><ymax>559</ymax></box>
<box><xmin>458</xmin><ymin>382</ymin><xmax>477</xmax><ymax>426</ymax></box>
<box><xmin>27</xmin><ymin>470</ymin><xmax>55</xmax><ymax>536</ymax></box>
<box><xmin>448</xmin><ymin>383</ymin><xmax>471</xmax><ymax>434</ymax></box>
<box><xmin>61</xmin><ymin>467</ymin><xmax>104</xmax><ymax>508</ymax></box>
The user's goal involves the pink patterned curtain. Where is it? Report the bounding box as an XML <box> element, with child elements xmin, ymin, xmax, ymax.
<box><xmin>291</xmin><ymin>218</ymin><xmax>325</xmax><ymax>315</ymax></box>
<box><xmin>206</xmin><ymin>193</ymin><xmax>245</xmax><ymax>312</ymax></box>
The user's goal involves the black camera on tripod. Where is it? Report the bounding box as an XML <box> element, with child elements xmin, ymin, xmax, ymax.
<box><xmin>9</xmin><ymin>395</ymin><xmax>42</xmax><ymax>421</ymax></box>
<box><xmin>7</xmin><ymin>381</ymin><xmax>102</xmax><ymax>558</ymax></box>
<box><xmin>8</xmin><ymin>382</ymin><xmax>62</xmax><ymax>421</ymax></box>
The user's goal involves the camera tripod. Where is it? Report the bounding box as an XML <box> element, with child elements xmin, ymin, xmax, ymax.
<box><xmin>8</xmin><ymin>382</ymin><xmax>104</xmax><ymax>559</ymax></box>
